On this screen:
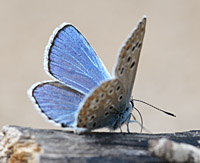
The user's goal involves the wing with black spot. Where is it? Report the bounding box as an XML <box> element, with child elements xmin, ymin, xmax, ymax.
<box><xmin>114</xmin><ymin>17</ymin><xmax>146</xmax><ymax>103</ymax></box>
<box><xmin>76</xmin><ymin>79</ymin><xmax>126</xmax><ymax>130</ymax></box>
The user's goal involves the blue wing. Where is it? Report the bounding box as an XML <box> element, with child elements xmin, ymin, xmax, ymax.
<box><xmin>31</xmin><ymin>81</ymin><xmax>85</xmax><ymax>127</ymax></box>
<box><xmin>45</xmin><ymin>23</ymin><xmax>111</xmax><ymax>94</ymax></box>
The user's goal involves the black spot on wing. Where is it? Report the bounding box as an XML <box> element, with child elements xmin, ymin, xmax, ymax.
<box><xmin>130</xmin><ymin>61</ymin><xmax>135</xmax><ymax>69</ymax></box>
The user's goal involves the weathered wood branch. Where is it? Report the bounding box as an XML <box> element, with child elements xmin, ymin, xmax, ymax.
<box><xmin>0</xmin><ymin>125</ymin><xmax>200</xmax><ymax>163</ymax></box>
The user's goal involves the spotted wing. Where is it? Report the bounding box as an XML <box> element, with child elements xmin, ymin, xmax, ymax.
<box><xmin>76</xmin><ymin>17</ymin><xmax>146</xmax><ymax>130</ymax></box>
<box><xmin>76</xmin><ymin>79</ymin><xmax>127</xmax><ymax>130</ymax></box>
<box><xmin>114</xmin><ymin>17</ymin><xmax>146</xmax><ymax>105</ymax></box>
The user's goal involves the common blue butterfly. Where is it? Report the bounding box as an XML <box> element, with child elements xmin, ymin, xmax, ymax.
<box><xmin>28</xmin><ymin>16</ymin><xmax>146</xmax><ymax>134</ymax></box>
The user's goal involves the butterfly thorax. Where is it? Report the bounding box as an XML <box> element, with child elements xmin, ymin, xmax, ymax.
<box><xmin>110</xmin><ymin>101</ymin><xmax>133</xmax><ymax>130</ymax></box>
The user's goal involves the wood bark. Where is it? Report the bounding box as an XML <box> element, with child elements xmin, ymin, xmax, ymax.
<box><xmin>0</xmin><ymin>125</ymin><xmax>200</xmax><ymax>163</ymax></box>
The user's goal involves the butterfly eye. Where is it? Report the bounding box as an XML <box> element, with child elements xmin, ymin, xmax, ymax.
<box><xmin>130</xmin><ymin>61</ymin><xmax>135</xmax><ymax>69</ymax></box>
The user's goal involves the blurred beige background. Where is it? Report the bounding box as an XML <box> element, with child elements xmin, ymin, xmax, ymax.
<box><xmin>0</xmin><ymin>0</ymin><xmax>199</xmax><ymax>133</ymax></box>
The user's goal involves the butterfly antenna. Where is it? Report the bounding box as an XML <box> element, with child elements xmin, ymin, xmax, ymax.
<box><xmin>133</xmin><ymin>99</ymin><xmax>176</xmax><ymax>117</ymax></box>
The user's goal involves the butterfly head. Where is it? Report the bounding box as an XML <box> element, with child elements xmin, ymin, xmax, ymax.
<box><xmin>121</xmin><ymin>100</ymin><xmax>134</xmax><ymax>122</ymax></box>
<box><xmin>111</xmin><ymin>100</ymin><xmax>134</xmax><ymax>130</ymax></box>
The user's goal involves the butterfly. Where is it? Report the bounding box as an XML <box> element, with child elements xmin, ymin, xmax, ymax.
<box><xmin>28</xmin><ymin>16</ymin><xmax>146</xmax><ymax>134</ymax></box>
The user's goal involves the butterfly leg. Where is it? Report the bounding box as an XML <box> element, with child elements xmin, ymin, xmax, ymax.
<box><xmin>126</xmin><ymin>122</ymin><xmax>130</xmax><ymax>133</ymax></box>
<box><xmin>126</xmin><ymin>114</ymin><xmax>131</xmax><ymax>133</ymax></box>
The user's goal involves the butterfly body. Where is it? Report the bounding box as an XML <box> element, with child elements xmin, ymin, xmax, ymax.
<box><xmin>28</xmin><ymin>16</ymin><xmax>146</xmax><ymax>134</ymax></box>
